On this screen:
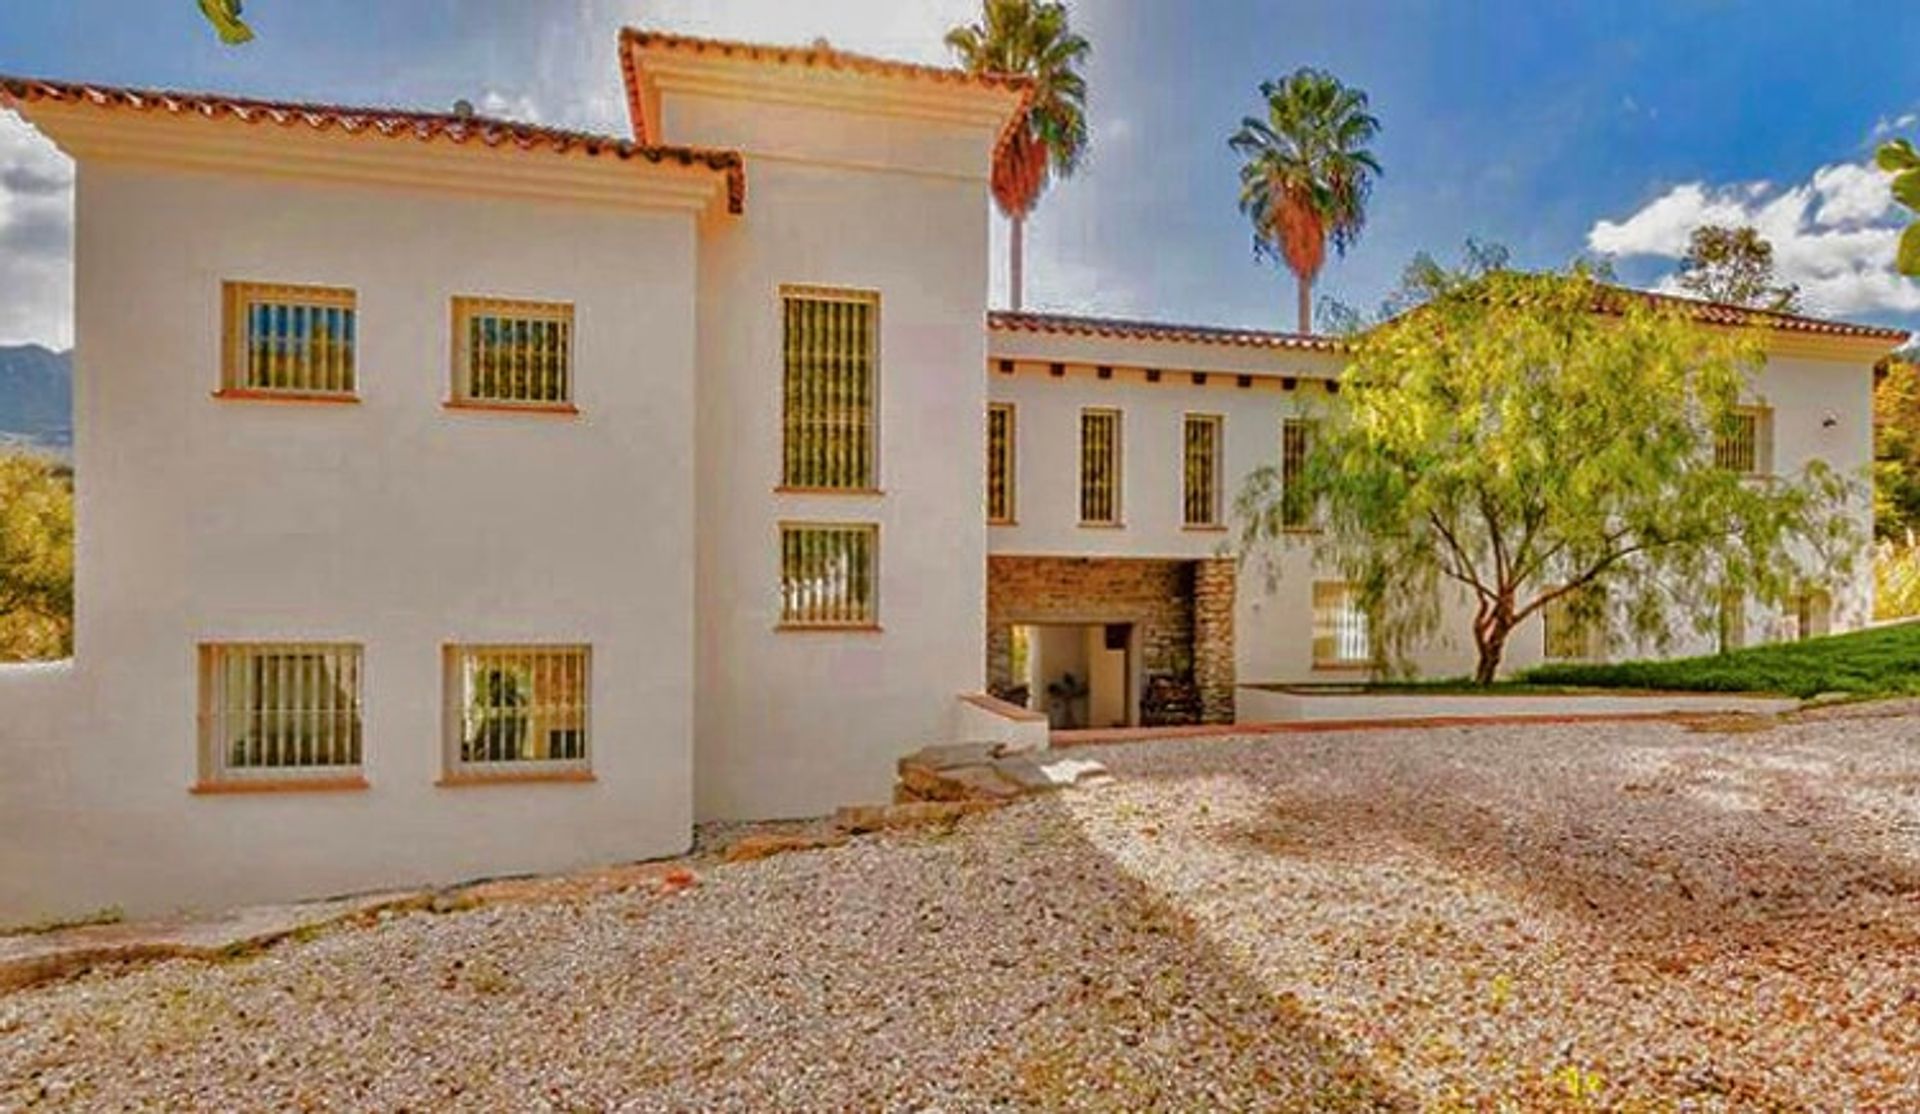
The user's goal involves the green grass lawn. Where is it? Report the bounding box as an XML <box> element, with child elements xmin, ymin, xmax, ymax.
<box><xmin>1518</xmin><ymin>620</ymin><xmax>1920</xmax><ymax>699</ymax></box>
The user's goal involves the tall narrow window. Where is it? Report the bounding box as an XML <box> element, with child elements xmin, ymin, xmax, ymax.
<box><xmin>1543</xmin><ymin>587</ymin><xmax>1602</xmax><ymax>661</ymax></box>
<box><xmin>987</xmin><ymin>402</ymin><xmax>1016</xmax><ymax>524</ymax></box>
<box><xmin>445</xmin><ymin>645</ymin><xmax>591</xmax><ymax>777</ymax></box>
<box><xmin>1715</xmin><ymin>407</ymin><xmax>1772</xmax><ymax>476</ymax></box>
<box><xmin>1080</xmin><ymin>408</ymin><xmax>1122</xmax><ymax>525</ymax></box>
<box><xmin>451</xmin><ymin>297</ymin><xmax>574</xmax><ymax>408</ymax></box>
<box><xmin>1718</xmin><ymin>589</ymin><xmax>1747</xmax><ymax>653</ymax></box>
<box><xmin>197</xmin><ymin>643</ymin><xmax>363</xmax><ymax>787</ymax></box>
<box><xmin>1312</xmin><ymin>582</ymin><xmax>1371</xmax><ymax>666</ymax></box>
<box><xmin>1183</xmin><ymin>413</ymin><xmax>1223</xmax><ymax>527</ymax></box>
<box><xmin>221</xmin><ymin>282</ymin><xmax>357</xmax><ymax>398</ymax></box>
<box><xmin>782</xmin><ymin>287</ymin><xmax>878</xmax><ymax>491</ymax></box>
<box><xmin>1282</xmin><ymin>418</ymin><xmax>1316</xmax><ymax>529</ymax></box>
<box><xmin>1795</xmin><ymin>588</ymin><xmax>1832</xmax><ymax>641</ymax></box>
<box><xmin>780</xmin><ymin>523</ymin><xmax>879</xmax><ymax>628</ymax></box>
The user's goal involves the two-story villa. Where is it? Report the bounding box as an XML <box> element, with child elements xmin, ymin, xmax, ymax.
<box><xmin>0</xmin><ymin>30</ymin><xmax>1901</xmax><ymax>921</ymax></box>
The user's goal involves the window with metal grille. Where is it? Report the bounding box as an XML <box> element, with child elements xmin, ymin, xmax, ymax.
<box><xmin>1282</xmin><ymin>418</ymin><xmax>1316</xmax><ymax>529</ymax></box>
<box><xmin>1183</xmin><ymin>413</ymin><xmax>1222</xmax><ymax>527</ymax></box>
<box><xmin>1080</xmin><ymin>408</ymin><xmax>1122</xmax><ymax>524</ymax></box>
<box><xmin>782</xmin><ymin>287</ymin><xmax>878</xmax><ymax>490</ymax></box>
<box><xmin>987</xmin><ymin>402</ymin><xmax>1016</xmax><ymax>524</ymax></box>
<box><xmin>197</xmin><ymin>643</ymin><xmax>363</xmax><ymax>783</ymax></box>
<box><xmin>1715</xmin><ymin>407</ymin><xmax>1770</xmax><ymax>475</ymax></box>
<box><xmin>780</xmin><ymin>523</ymin><xmax>878</xmax><ymax>628</ymax></box>
<box><xmin>1542</xmin><ymin>587</ymin><xmax>1602</xmax><ymax>661</ymax></box>
<box><xmin>452</xmin><ymin>297</ymin><xmax>574</xmax><ymax>408</ymax></box>
<box><xmin>446</xmin><ymin>645</ymin><xmax>591</xmax><ymax>774</ymax></box>
<box><xmin>221</xmin><ymin>282</ymin><xmax>357</xmax><ymax>397</ymax></box>
<box><xmin>1312</xmin><ymin>582</ymin><xmax>1371</xmax><ymax>666</ymax></box>
<box><xmin>1718</xmin><ymin>589</ymin><xmax>1746</xmax><ymax>653</ymax></box>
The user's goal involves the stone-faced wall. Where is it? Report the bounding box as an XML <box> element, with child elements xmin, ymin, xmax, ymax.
<box><xmin>986</xmin><ymin>556</ymin><xmax>1234</xmax><ymax>724</ymax></box>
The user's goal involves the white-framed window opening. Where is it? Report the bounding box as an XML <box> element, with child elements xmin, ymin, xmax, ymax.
<box><xmin>445</xmin><ymin>645</ymin><xmax>592</xmax><ymax>775</ymax></box>
<box><xmin>451</xmin><ymin>297</ymin><xmax>575</xmax><ymax>408</ymax></box>
<box><xmin>197</xmin><ymin>643</ymin><xmax>364</xmax><ymax>784</ymax></box>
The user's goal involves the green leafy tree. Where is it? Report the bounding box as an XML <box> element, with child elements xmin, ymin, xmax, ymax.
<box><xmin>1879</xmin><ymin>138</ymin><xmax>1920</xmax><ymax>276</ymax></box>
<box><xmin>1875</xmin><ymin>358</ymin><xmax>1920</xmax><ymax>539</ymax></box>
<box><xmin>0</xmin><ymin>453</ymin><xmax>74</xmax><ymax>661</ymax></box>
<box><xmin>196</xmin><ymin>0</ymin><xmax>253</xmax><ymax>44</ymax></box>
<box><xmin>1675</xmin><ymin>225</ymin><xmax>1801</xmax><ymax>311</ymax></box>
<box><xmin>1230</xmin><ymin>69</ymin><xmax>1382</xmax><ymax>333</ymax></box>
<box><xmin>946</xmin><ymin>0</ymin><xmax>1090</xmax><ymax>311</ymax></box>
<box><xmin>1235</xmin><ymin>251</ymin><xmax>1858</xmax><ymax>684</ymax></box>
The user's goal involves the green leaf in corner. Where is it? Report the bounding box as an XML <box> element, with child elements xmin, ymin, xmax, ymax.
<box><xmin>1898</xmin><ymin>222</ymin><xmax>1920</xmax><ymax>278</ymax></box>
<box><xmin>1879</xmin><ymin>139</ymin><xmax>1920</xmax><ymax>173</ymax></box>
<box><xmin>1894</xmin><ymin>169</ymin><xmax>1920</xmax><ymax>215</ymax></box>
<box><xmin>197</xmin><ymin>0</ymin><xmax>254</xmax><ymax>45</ymax></box>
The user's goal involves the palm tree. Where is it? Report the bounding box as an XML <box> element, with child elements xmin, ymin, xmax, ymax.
<box><xmin>947</xmin><ymin>0</ymin><xmax>1091</xmax><ymax>311</ymax></box>
<box><xmin>1230</xmin><ymin>69</ymin><xmax>1381</xmax><ymax>332</ymax></box>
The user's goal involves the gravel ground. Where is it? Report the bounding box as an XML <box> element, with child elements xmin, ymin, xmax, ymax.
<box><xmin>3</xmin><ymin>714</ymin><xmax>1918</xmax><ymax>1110</ymax></box>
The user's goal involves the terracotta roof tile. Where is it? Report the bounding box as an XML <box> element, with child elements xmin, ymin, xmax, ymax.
<box><xmin>1596</xmin><ymin>285</ymin><xmax>1909</xmax><ymax>342</ymax></box>
<box><xmin>618</xmin><ymin>28</ymin><xmax>1033</xmax><ymax>172</ymax></box>
<box><xmin>0</xmin><ymin>76</ymin><xmax>746</xmax><ymax>214</ymax></box>
<box><xmin>989</xmin><ymin>311</ymin><xmax>1349</xmax><ymax>353</ymax></box>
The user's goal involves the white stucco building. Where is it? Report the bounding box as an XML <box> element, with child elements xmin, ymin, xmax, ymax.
<box><xmin>0</xmin><ymin>31</ymin><xmax>1903</xmax><ymax>921</ymax></box>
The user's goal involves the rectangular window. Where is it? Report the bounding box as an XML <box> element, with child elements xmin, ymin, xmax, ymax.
<box><xmin>1718</xmin><ymin>589</ymin><xmax>1747</xmax><ymax>653</ymax></box>
<box><xmin>221</xmin><ymin>282</ymin><xmax>357</xmax><ymax>398</ymax></box>
<box><xmin>445</xmin><ymin>645</ymin><xmax>591</xmax><ymax>776</ymax></box>
<box><xmin>1183</xmin><ymin>413</ymin><xmax>1223</xmax><ymax>527</ymax></box>
<box><xmin>782</xmin><ymin>287</ymin><xmax>878</xmax><ymax>490</ymax></box>
<box><xmin>451</xmin><ymin>297</ymin><xmax>574</xmax><ymax>408</ymax></box>
<box><xmin>197</xmin><ymin>643</ymin><xmax>363</xmax><ymax>785</ymax></box>
<box><xmin>1715</xmin><ymin>407</ymin><xmax>1772</xmax><ymax>476</ymax></box>
<box><xmin>987</xmin><ymin>402</ymin><xmax>1016</xmax><ymax>524</ymax></box>
<box><xmin>1282</xmin><ymin>418</ymin><xmax>1316</xmax><ymax>529</ymax></box>
<box><xmin>1080</xmin><ymin>408</ymin><xmax>1122</xmax><ymax>525</ymax></box>
<box><xmin>1312</xmin><ymin>582</ymin><xmax>1371</xmax><ymax>667</ymax></box>
<box><xmin>1795</xmin><ymin>589</ymin><xmax>1832</xmax><ymax>641</ymax></box>
<box><xmin>1542</xmin><ymin>587</ymin><xmax>1602</xmax><ymax>661</ymax></box>
<box><xmin>780</xmin><ymin>522</ymin><xmax>878</xmax><ymax>628</ymax></box>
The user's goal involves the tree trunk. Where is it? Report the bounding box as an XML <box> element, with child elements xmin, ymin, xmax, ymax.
<box><xmin>1009</xmin><ymin>212</ymin><xmax>1025</xmax><ymax>312</ymax></box>
<box><xmin>1296</xmin><ymin>274</ymin><xmax>1312</xmax><ymax>333</ymax></box>
<box><xmin>1473</xmin><ymin>634</ymin><xmax>1508</xmax><ymax>685</ymax></box>
<box><xmin>1472</xmin><ymin>596</ymin><xmax>1516</xmax><ymax>685</ymax></box>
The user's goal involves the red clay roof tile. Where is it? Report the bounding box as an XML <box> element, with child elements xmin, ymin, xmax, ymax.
<box><xmin>0</xmin><ymin>75</ymin><xmax>746</xmax><ymax>214</ymax></box>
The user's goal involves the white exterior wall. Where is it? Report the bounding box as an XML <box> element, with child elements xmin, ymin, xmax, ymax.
<box><xmin>671</xmin><ymin>95</ymin><xmax>1001</xmax><ymax>820</ymax></box>
<box><xmin>983</xmin><ymin>333</ymin><xmax>1880</xmax><ymax>695</ymax></box>
<box><xmin>0</xmin><ymin>161</ymin><xmax>700</xmax><ymax>921</ymax></box>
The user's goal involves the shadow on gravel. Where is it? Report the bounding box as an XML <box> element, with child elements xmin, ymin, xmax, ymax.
<box><xmin>1183</xmin><ymin>722</ymin><xmax>1920</xmax><ymax>965</ymax></box>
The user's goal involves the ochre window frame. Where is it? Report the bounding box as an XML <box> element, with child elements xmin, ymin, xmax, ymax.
<box><xmin>1714</xmin><ymin>405</ymin><xmax>1773</xmax><ymax>477</ymax></box>
<box><xmin>448</xmin><ymin>296</ymin><xmax>577</xmax><ymax>414</ymax></box>
<box><xmin>441</xmin><ymin>644</ymin><xmax>594</xmax><ymax>785</ymax></box>
<box><xmin>1183</xmin><ymin>412</ymin><xmax>1224</xmax><ymax>529</ymax></box>
<box><xmin>780</xmin><ymin>285</ymin><xmax>880</xmax><ymax>493</ymax></box>
<box><xmin>778</xmin><ymin>521</ymin><xmax>880</xmax><ymax>631</ymax></box>
<box><xmin>1079</xmin><ymin>407</ymin><xmax>1123</xmax><ymax>526</ymax></box>
<box><xmin>1281</xmin><ymin>417</ymin><xmax>1316</xmax><ymax>531</ymax></box>
<box><xmin>218</xmin><ymin>281</ymin><xmax>359</xmax><ymax>403</ymax></box>
<box><xmin>1311</xmin><ymin>581</ymin><xmax>1371</xmax><ymax>668</ymax></box>
<box><xmin>987</xmin><ymin>402</ymin><xmax>1016</xmax><ymax>525</ymax></box>
<box><xmin>194</xmin><ymin>642</ymin><xmax>367</xmax><ymax>794</ymax></box>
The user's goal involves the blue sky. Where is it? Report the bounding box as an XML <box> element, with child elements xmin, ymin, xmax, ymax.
<box><xmin>2</xmin><ymin>0</ymin><xmax>1918</xmax><ymax>347</ymax></box>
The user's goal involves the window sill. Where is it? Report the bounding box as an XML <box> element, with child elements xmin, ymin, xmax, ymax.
<box><xmin>211</xmin><ymin>389</ymin><xmax>360</xmax><ymax>405</ymax></box>
<box><xmin>1311</xmin><ymin>662</ymin><xmax>1373</xmax><ymax>673</ymax></box>
<box><xmin>1078</xmin><ymin>521</ymin><xmax>1126</xmax><ymax>529</ymax></box>
<box><xmin>1183</xmin><ymin>524</ymin><xmax>1228</xmax><ymax>533</ymax></box>
<box><xmin>775</xmin><ymin>486</ymin><xmax>885</xmax><ymax>496</ymax></box>
<box><xmin>444</xmin><ymin>400</ymin><xmax>579</xmax><ymax>417</ymax></box>
<box><xmin>437</xmin><ymin>769</ymin><xmax>596</xmax><ymax>787</ymax></box>
<box><xmin>776</xmin><ymin>622</ymin><xmax>884</xmax><ymax>634</ymax></box>
<box><xmin>191</xmin><ymin>775</ymin><xmax>369</xmax><ymax>795</ymax></box>
<box><xmin>989</xmin><ymin>518</ymin><xmax>1018</xmax><ymax>527</ymax></box>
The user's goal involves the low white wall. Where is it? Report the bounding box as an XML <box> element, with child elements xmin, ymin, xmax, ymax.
<box><xmin>1236</xmin><ymin>686</ymin><xmax>1800</xmax><ymax>724</ymax></box>
<box><xmin>950</xmin><ymin>693</ymin><xmax>1050</xmax><ymax>754</ymax></box>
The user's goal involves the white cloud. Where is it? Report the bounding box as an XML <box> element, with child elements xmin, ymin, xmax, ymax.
<box><xmin>477</xmin><ymin>89</ymin><xmax>543</xmax><ymax>122</ymax></box>
<box><xmin>0</xmin><ymin>110</ymin><xmax>74</xmax><ymax>348</ymax></box>
<box><xmin>1872</xmin><ymin>111</ymin><xmax>1918</xmax><ymax>138</ymax></box>
<box><xmin>1586</xmin><ymin>157</ymin><xmax>1920</xmax><ymax>318</ymax></box>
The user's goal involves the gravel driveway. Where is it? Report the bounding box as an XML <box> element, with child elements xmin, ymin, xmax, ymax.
<box><xmin>4</xmin><ymin>713</ymin><xmax>1918</xmax><ymax>1110</ymax></box>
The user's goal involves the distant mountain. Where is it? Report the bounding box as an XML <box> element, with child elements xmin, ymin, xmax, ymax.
<box><xmin>0</xmin><ymin>345</ymin><xmax>72</xmax><ymax>457</ymax></box>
